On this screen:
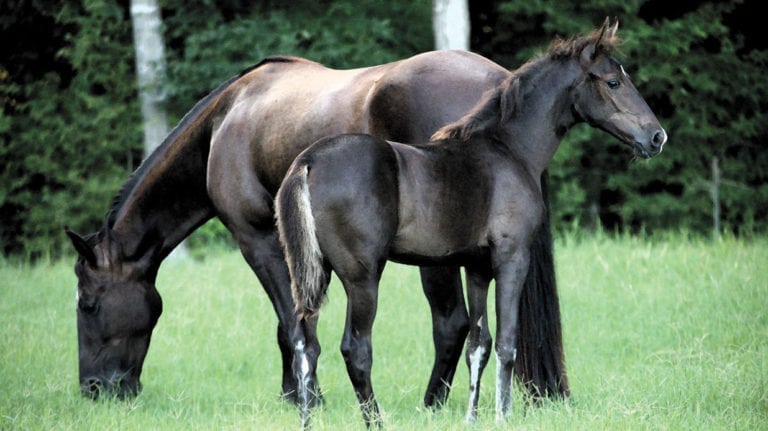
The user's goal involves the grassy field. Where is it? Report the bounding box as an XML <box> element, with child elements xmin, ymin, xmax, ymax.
<box><xmin>1</xmin><ymin>233</ymin><xmax>766</xmax><ymax>430</ymax></box>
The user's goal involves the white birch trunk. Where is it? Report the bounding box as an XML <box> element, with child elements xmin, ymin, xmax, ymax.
<box><xmin>130</xmin><ymin>0</ymin><xmax>188</xmax><ymax>257</ymax></box>
<box><xmin>130</xmin><ymin>0</ymin><xmax>168</xmax><ymax>157</ymax></box>
<box><xmin>432</xmin><ymin>0</ymin><xmax>470</xmax><ymax>50</ymax></box>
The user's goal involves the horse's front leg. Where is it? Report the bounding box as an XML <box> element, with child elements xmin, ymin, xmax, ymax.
<box><xmin>418</xmin><ymin>265</ymin><xmax>470</xmax><ymax>408</ymax></box>
<box><xmin>492</xmin><ymin>244</ymin><xmax>531</xmax><ymax>421</ymax></box>
<box><xmin>463</xmin><ymin>265</ymin><xmax>493</xmax><ymax>423</ymax></box>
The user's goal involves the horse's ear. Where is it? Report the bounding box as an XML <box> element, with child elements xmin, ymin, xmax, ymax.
<box><xmin>65</xmin><ymin>227</ymin><xmax>97</xmax><ymax>267</ymax></box>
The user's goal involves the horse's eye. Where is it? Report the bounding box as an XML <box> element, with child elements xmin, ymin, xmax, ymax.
<box><xmin>607</xmin><ymin>79</ymin><xmax>621</xmax><ymax>89</ymax></box>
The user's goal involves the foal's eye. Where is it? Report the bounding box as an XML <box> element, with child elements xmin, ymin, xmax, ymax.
<box><xmin>607</xmin><ymin>78</ymin><xmax>621</xmax><ymax>89</ymax></box>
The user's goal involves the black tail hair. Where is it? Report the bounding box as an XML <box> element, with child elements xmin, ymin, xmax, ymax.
<box><xmin>515</xmin><ymin>171</ymin><xmax>570</xmax><ymax>399</ymax></box>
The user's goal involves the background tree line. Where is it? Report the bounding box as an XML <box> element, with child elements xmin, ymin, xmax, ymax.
<box><xmin>1</xmin><ymin>0</ymin><xmax>765</xmax><ymax>259</ymax></box>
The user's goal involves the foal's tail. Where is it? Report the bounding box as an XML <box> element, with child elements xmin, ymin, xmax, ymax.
<box><xmin>275</xmin><ymin>164</ymin><xmax>329</xmax><ymax>317</ymax></box>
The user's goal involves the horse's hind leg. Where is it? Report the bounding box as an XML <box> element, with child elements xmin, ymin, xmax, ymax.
<box><xmin>208</xmin><ymin>144</ymin><xmax>318</xmax><ymax>405</ymax></box>
<box><xmin>235</xmin><ymin>227</ymin><xmax>322</xmax><ymax>404</ymax></box>
<box><xmin>463</xmin><ymin>266</ymin><xmax>493</xmax><ymax>422</ymax></box>
<box><xmin>419</xmin><ymin>266</ymin><xmax>470</xmax><ymax>408</ymax></box>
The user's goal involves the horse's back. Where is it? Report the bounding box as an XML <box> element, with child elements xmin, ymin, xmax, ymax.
<box><xmin>211</xmin><ymin>58</ymin><xmax>390</xmax><ymax>191</ymax></box>
<box><xmin>367</xmin><ymin>50</ymin><xmax>510</xmax><ymax>142</ymax></box>
<box><xmin>210</xmin><ymin>51</ymin><xmax>509</xmax><ymax>193</ymax></box>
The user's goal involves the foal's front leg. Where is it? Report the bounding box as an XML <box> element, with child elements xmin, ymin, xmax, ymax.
<box><xmin>463</xmin><ymin>266</ymin><xmax>493</xmax><ymax>423</ymax></box>
<box><xmin>492</xmin><ymin>244</ymin><xmax>531</xmax><ymax>421</ymax></box>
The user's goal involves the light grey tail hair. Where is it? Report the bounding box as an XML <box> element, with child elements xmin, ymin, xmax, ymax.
<box><xmin>275</xmin><ymin>164</ymin><xmax>329</xmax><ymax>317</ymax></box>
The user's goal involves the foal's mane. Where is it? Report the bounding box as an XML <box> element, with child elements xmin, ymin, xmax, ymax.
<box><xmin>431</xmin><ymin>25</ymin><xmax>621</xmax><ymax>142</ymax></box>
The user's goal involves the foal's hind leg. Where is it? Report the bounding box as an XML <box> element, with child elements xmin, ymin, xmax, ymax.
<box><xmin>419</xmin><ymin>266</ymin><xmax>470</xmax><ymax>408</ymax></box>
<box><xmin>463</xmin><ymin>266</ymin><xmax>493</xmax><ymax>423</ymax></box>
<box><xmin>292</xmin><ymin>312</ymin><xmax>322</xmax><ymax>430</ymax></box>
<box><xmin>338</xmin><ymin>272</ymin><xmax>384</xmax><ymax>428</ymax></box>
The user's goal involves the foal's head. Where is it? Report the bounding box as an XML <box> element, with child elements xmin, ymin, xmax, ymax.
<box><xmin>564</xmin><ymin>18</ymin><xmax>667</xmax><ymax>158</ymax></box>
<box><xmin>432</xmin><ymin>18</ymin><xmax>666</xmax><ymax>160</ymax></box>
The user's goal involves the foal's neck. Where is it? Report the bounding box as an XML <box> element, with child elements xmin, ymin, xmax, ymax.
<box><xmin>504</xmin><ymin>59</ymin><xmax>580</xmax><ymax>178</ymax></box>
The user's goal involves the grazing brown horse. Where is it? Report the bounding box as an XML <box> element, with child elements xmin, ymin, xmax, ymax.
<box><xmin>66</xmin><ymin>29</ymin><xmax>569</xmax><ymax>405</ymax></box>
<box><xmin>276</xmin><ymin>19</ymin><xmax>666</xmax><ymax>428</ymax></box>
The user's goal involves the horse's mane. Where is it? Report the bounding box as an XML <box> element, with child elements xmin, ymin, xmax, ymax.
<box><xmin>431</xmin><ymin>25</ymin><xmax>622</xmax><ymax>142</ymax></box>
<box><xmin>102</xmin><ymin>56</ymin><xmax>302</xmax><ymax>230</ymax></box>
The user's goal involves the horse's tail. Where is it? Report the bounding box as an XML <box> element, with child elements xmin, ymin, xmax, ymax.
<box><xmin>275</xmin><ymin>163</ymin><xmax>329</xmax><ymax>317</ymax></box>
<box><xmin>515</xmin><ymin>171</ymin><xmax>571</xmax><ymax>399</ymax></box>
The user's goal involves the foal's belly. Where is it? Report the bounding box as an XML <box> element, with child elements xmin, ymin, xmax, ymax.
<box><xmin>389</xmin><ymin>224</ymin><xmax>489</xmax><ymax>266</ymax></box>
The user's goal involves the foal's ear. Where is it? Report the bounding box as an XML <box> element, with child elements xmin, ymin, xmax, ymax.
<box><xmin>65</xmin><ymin>227</ymin><xmax>97</xmax><ymax>267</ymax></box>
<box><xmin>592</xmin><ymin>17</ymin><xmax>619</xmax><ymax>59</ymax></box>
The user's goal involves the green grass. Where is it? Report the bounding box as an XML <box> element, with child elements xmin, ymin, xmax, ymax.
<box><xmin>2</xmin><ymin>233</ymin><xmax>766</xmax><ymax>430</ymax></box>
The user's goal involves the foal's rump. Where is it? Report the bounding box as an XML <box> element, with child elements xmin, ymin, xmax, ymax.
<box><xmin>276</xmin><ymin>134</ymin><xmax>400</xmax><ymax>314</ymax></box>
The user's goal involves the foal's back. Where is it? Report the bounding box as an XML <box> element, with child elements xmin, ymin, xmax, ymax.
<box><xmin>292</xmin><ymin>134</ymin><xmax>401</xmax><ymax>278</ymax></box>
<box><xmin>289</xmin><ymin>133</ymin><xmax>532</xmax><ymax>269</ymax></box>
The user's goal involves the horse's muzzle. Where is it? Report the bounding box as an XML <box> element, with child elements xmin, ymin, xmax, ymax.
<box><xmin>80</xmin><ymin>374</ymin><xmax>141</xmax><ymax>400</ymax></box>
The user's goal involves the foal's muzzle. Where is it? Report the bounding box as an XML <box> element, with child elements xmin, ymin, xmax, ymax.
<box><xmin>634</xmin><ymin>128</ymin><xmax>667</xmax><ymax>159</ymax></box>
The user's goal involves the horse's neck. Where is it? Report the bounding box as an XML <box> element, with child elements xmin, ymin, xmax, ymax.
<box><xmin>506</xmin><ymin>61</ymin><xmax>580</xmax><ymax>177</ymax></box>
<box><xmin>110</xmin><ymin>124</ymin><xmax>215</xmax><ymax>264</ymax></box>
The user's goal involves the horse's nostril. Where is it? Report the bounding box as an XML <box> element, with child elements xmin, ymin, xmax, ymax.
<box><xmin>652</xmin><ymin>130</ymin><xmax>666</xmax><ymax>148</ymax></box>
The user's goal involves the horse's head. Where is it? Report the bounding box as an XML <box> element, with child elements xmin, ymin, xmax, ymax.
<box><xmin>66</xmin><ymin>228</ymin><xmax>162</xmax><ymax>399</ymax></box>
<box><xmin>571</xmin><ymin>18</ymin><xmax>667</xmax><ymax>158</ymax></box>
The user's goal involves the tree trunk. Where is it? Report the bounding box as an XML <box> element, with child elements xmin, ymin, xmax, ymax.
<box><xmin>130</xmin><ymin>0</ymin><xmax>187</xmax><ymax>257</ymax></box>
<box><xmin>130</xmin><ymin>0</ymin><xmax>168</xmax><ymax>156</ymax></box>
<box><xmin>432</xmin><ymin>0</ymin><xmax>470</xmax><ymax>50</ymax></box>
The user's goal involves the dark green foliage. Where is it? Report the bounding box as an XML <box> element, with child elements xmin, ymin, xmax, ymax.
<box><xmin>1</xmin><ymin>1</ymin><xmax>142</xmax><ymax>258</ymax></box>
<box><xmin>0</xmin><ymin>0</ymin><xmax>431</xmax><ymax>258</ymax></box>
<box><xmin>1</xmin><ymin>0</ymin><xmax>765</xmax><ymax>258</ymax></box>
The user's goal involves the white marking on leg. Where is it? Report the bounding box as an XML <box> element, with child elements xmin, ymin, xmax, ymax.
<box><xmin>295</xmin><ymin>340</ymin><xmax>310</xmax><ymax>385</ymax></box>
<box><xmin>294</xmin><ymin>339</ymin><xmax>313</xmax><ymax>428</ymax></box>
<box><xmin>494</xmin><ymin>348</ymin><xmax>517</xmax><ymax>422</ymax></box>
<box><xmin>465</xmin><ymin>344</ymin><xmax>486</xmax><ymax>422</ymax></box>
<box><xmin>495</xmin><ymin>350</ymin><xmax>503</xmax><ymax>422</ymax></box>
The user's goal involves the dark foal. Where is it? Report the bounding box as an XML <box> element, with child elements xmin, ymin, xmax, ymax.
<box><xmin>276</xmin><ymin>18</ymin><xmax>666</xmax><ymax>428</ymax></box>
